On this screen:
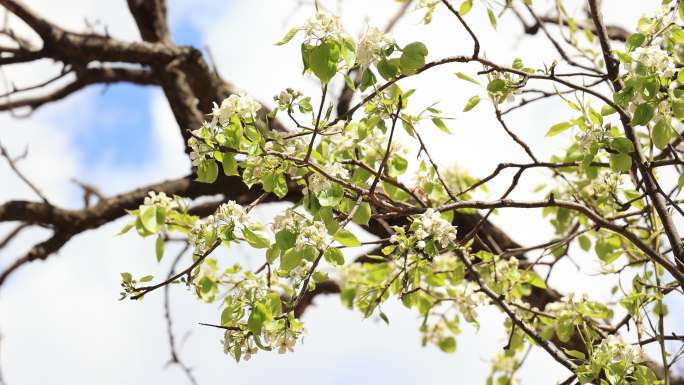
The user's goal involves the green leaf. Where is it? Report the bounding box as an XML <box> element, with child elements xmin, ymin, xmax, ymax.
<box><xmin>611</xmin><ymin>137</ymin><xmax>634</xmax><ymax>154</ymax></box>
<box><xmin>563</xmin><ymin>349</ymin><xmax>586</xmax><ymax>360</ymax></box>
<box><xmin>626</xmin><ymin>33</ymin><xmax>645</xmax><ymax>51</ymax></box>
<box><xmin>222</xmin><ymin>152</ymin><xmax>238</xmax><ymax>176</ymax></box>
<box><xmin>309</xmin><ymin>41</ymin><xmax>340</xmax><ymax>84</ymax></box>
<box><xmin>388</xmin><ymin>155</ymin><xmax>408</xmax><ymax>177</ymax></box>
<box><xmin>486</xmin><ymin>79</ymin><xmax>506</xmax><ymax>93</ymax></box>
<box><xmin>359</xmin><ymin>68</ymin><xmax>376</xmax><ymax>91</ymax></box>
<box><xmin>600</xmin><ymin>104</ymin><xmax>616</xmax><ymax>116</ymax></box>
<box><xmin>379</xmin><ymin>311</ymin><xmax>390</xmax><ymax>325</ymax></box>
<box><xmin>652</xmin><ymin>119</ymin><xmax>672</xmax><ymax>150</ymax></box>
<box><xmin>273</xmin><ymin>173</ymin><xmax>288</xmax><ymax>199</ymax></box>
<box><xmin>352</xmin><ymin>202</ymin><xmax>372</xmax><ymax>225</ymax></box>
<box><xmin>459</xmin><ymin>0</ymin><xmax>473</xmax><ymax>15</ymax></box>
<box><xmin>438</xmin><ymin>336</ymin><xmax>457</xmax><ymax>353</ymax></box>
<box><xmin>678</xmin><ymin>69</ymin><xmax>684</xmax><ymax>85</ymax></box>
<box><xmin>324</xmin><ymin>247</ymin><xmax>345</xmax><ymax>266</ymax></box>
<box><xmin>334</xmin><ymin>229</ymin><xmax>361</xmax><ymax>247</ymax></box>
<box><xmin>266</xmin><ymin>245</ymin><xmax>280</xmax><ymax>264</ymax></box>
<box><xmin>463</xmin><ymin>95</ymin><xmax>481</xmax><ymax>112</ymax></box>
<box><xmin>341</xmin><ymin>36</ymin><xmax>356</xmax><ymax>68</ymax></box>
<box><xmin>275</xmin><ymin>27</ymin><xmax>298</xmax><ymax>46</ymax></box>
<box><xmin>578</xmin><ymin>235</ymin><xmax>591</xmax><ymax>252</ymax></box>
<box><xmin>343</xmin><ymin>74</ymin><xmax>356</xmax><ymax>91</ymax></box>
<box><xmin>155</xmin><ymin>234</ymin><xmax>164</xmax><ymax>262</ymax></box>
<box><xmin>247</xmin><ymin>302</ymin><xmax>271</xmax><ymax>335</ymax></box>
<box><xmin>399</xmin><ymin>42</ymin><xmax>428</xmax><ymax>75</ymax></box>
<box><xmin>275</xmin><ymin>229</ymin><xmax>297</xmax><ymax>251</ymax></box>
<box><xmin>545</xmin><ymin>121</ymin><xmax>572</xmax><ymax>137</ymax></box>
<box><xmin>382</xmin><ymin>181</ymin><xmax>410</xmax><ymax>201</ymax></box>
<box><xmin>454</xmin><ymin>72</ymin><xmax>480</xmax><ymax>85</ymax></box>
<box><xmin>526</xmin><ymin>271</ymin><xmax>547</xmax><ymax>288</ymax></box>
<box><xmin>377</xmin><ymin>59</ymin><xmax>399</xmax><ymax>80</ymax></box>
<box><xmin>196</xmin><ymin>159</ymin><xmax>219</xmax><ymax>183</ymax></box>
<box><xmin>243</xmin><ymin>227</ymin><xmax>271</xmax><ymax>249</ymax></box>
<box><xmin>140</xmin><ymin>205</ymin><xmax>165</xmax><ymax>233</ymax></box>
<box><xmin>317</xmin><ymin>183</ymin><xmax>344</xmax><ymax>207</ymax></box>
<box><xmin>631</xmin><ymin>103</ymin><xmax>654</xmax><ymax>126</ymax></box>
<box><xmin>609</xmin><ymin>153</ymin><xmax>632</xmax><ymax>173</ymax></box>
<box><xmin>280</xmin><ymin>248</ymin><xmax>304</xmax><ymax>271</ymax></box>
<box><xmin>139</xmin><ymin>275</ymin><xmax>153</xmax><ymax>283</ymax></box>
<box><xmin>121</xmin><ymin>272</ymin><xmax>132</xmax><ymax>283</ymax></box>
<box><xmin>672</xmin><ymin>27</ymin><xmax>684</xmax><ymax>45</ymax></box>
<box><xmin>431</xmin><ymin>117</ymin><xmax>451</xmax><ymax>134</ymax></box>
<box><xmin>487</xmin><ymin>8</ymin><xmax>497</xmax><ymax>29</ymax></box>
<box><xmin>117</xmin><ymin>220</ymin><xmax>136</xmax><ymax>236</ymax></box>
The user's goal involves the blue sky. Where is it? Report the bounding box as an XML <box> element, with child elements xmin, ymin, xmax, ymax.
<box><xmin>49</xmin><ymin>8</ymin><xmax>205</xmax><ymax>168</ymax></box>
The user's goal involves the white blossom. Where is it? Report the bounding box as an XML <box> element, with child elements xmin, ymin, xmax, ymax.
<box><xmin>143</xmin><ymin>191</ymin><xmax>177</xmax><ymax>210</ymax></box>
<box><xmin>357</xmin><ymin>26</ymin><xmax>393</xmax><ymax>67</ymax></box>
<box><xmin>303</xmin><ymin>12</ymin><xmax>345</xmax><ymax>41</ymax></box>
<box><xmin>295</xmin><ymin>221</ymin><xmax>330</xmax><ymax>250</ymax></box>
<box><xmin>188</xmin><ymin>137</ymin><xmax>212</xmax><ymax>166</ymax></box>
<box><xmin>211</xmin><ymin>92</ymin><xmax>262</xmax><ymax>125</ymax></box>
<box><xmin>413</xmin><ymin>208</ymin><xmax>458</xmax><ymax>248</ymax></box>
<box><xmin>629</xmin><ymin>45</ymin><xmax>676</xmax><ymax>78</ymax></box>
<box><xmin>308</xmin><ymin>162</ymin><xmax>349</xmax><ymax>194</ymax></box>
<box><xmin>274</xmin><ymin>88</ymin><xmax>302</xmax><ymax>105</ymax></box>
<box><xmin>216</xmin><ymin>201</ymin><xmax>249</xmax><ymax>231</ymax></box>
<box><xmin>594</xmin><ymin>334</ymin><xmax>643</xmax><ymax>368</ymax></box>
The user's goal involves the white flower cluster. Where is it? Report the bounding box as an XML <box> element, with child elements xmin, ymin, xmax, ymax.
<box><xmin>357</xmin><ymin>26</ymin><xmax>394</xmax><ymax>67</ymax></box>
<box><xmin>143</xmin><ymin>191</ymin><xmax>178</xmax><ymax>210</ymax></box>
<box><xmin>296</xmin><ymin>221</ymin><xmax>330</xmax><ymax>250</ymax></box>
<box><xmin>594</xmin><ymin>334</ymin><xmax>643</xmax><ymax>369</ymax></box>
<box><xmin>216</xmin><ymin>201</ymin><xmax>249</xmax><ymax>231</ymax></box>
<box><xmin>272</xmin><ymin>208</ymin><xmax>305</xmax><ymax>233</ymax></box>
<box><xmin>190</xmin><ymin>200</ymin><xmax>251</xmax><ymax>253</ymax></box>
<box><xmin>266</xmin><ymin>328</ymin><xmax>298</xmax><ymax>354</ymax></box>
<box><xmin>308</xmin><ymin>162</ymin><xmax>349</xmax><ymax>195</ymax></box>
<box><xmin>575</xmin><ymin>128</ymin><xmax>606</xmax><ymax>152</ymax></box>
<box><xmin>274</xmin><ymin>88</ymin><xmax>302</xmax><ymax>106</ymax></box>
<box><xmin>211</xmin><ymin>92</ymin><xmax>262</xmax><ymax>126</ymax></box>
<box><xmin>412</xmin><ymin>209</ymin><xmax>458</xmax><ymax>248</ymax></box>
<box><xmin>263</xmin><ymin>132</ymin><xmax>307</xmax><ymax>160</ymax></box>
<box><xmin>326</xmin><ymin>126</ymin><xmax>407</xmax><ymax>164</ymax></box>
<box><xmin>452</xmin><ymin>282</ymin><xmax>490</xmax><ymax>323</ymax></box>
<box><xmin>544</xmin><ymin>293</ymin><xmax>577</xmax><ymax>318</ymax></box>
<box><xmin>222</xmin><ymin>329</ymin><xmax>258</xmax><ymax>361</ymax></box>
<box><xmin>273</xmin><ymin>209</ymin><xmax>330</xmax><ymax>250</ymax></box>
<box><xmin>303</xmin><ymin>12</ymin><xmax>345</xmax><ymax>41</ymax></box>
<box><xmin>629</xmin><ymin>45</ymin><xmax>676</xmax><ymax>78</ymax></box>
<box><xmin>188</xmin><ymin>137</ymin><xmax>213</xmax><ymax>166</ymax></box>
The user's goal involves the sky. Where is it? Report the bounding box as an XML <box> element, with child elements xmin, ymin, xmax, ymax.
<box><xmin>0</xmin><ymin>1</ymin><xmax>680</xmax><ymax>385</ymax></box>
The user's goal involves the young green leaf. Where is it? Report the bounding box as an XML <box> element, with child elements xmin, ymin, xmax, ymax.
<box><xmin>545</xmin><ymin>121</ymin><xmax>572</xmax><ymax>137</ymax></box>
<box><xmin>454</xmin><ymin>72</ymin><xmax>480</xmax><ymax>85</ymax></box>
<box><xmin>309</xmin><ymin>41</ymin><xmax>340</xmax><ymax>84</ymax></box>
<box><xmin>432</xmin><ymin>117</ymin><xmax>451</xmax><ymax>134</ymax></box>
<box><xmin>155</xmin><ymin>234</ymin><xmax>164</xmax><ymax>262</ymax></box>
<box><xmin>399</xmin><ymin>42</ymin><xmax>428</xmax><ymax>75</ymax></box>
<box><xmin>275</xmin><ymin>27</ymin><xmax>298</xmax><ymax>46</ymax></box>
<box><xmin>334</xmin><ymin>229</ymin><xmax>361</xmax><ymax>247</ymax></box>
<box><xmin>324</xmin><ymin>247</ymin><xmax>345</xmax><ymax>266</ymax></box>
<box><xmin>459</xmin><ymin>0</ymin><xmax>473</xmax><ymax>15</ymax></box>
<box><xmin>463</xmin><ymin>95</ymin><xmax>481</xmax><ymax>112</ymax></box>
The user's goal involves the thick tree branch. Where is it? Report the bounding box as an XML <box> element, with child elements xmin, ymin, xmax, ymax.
<box><xmin>0</xmin><ymin>67</ymin><xmax>157</xmax><ymax>113</ymax></box>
